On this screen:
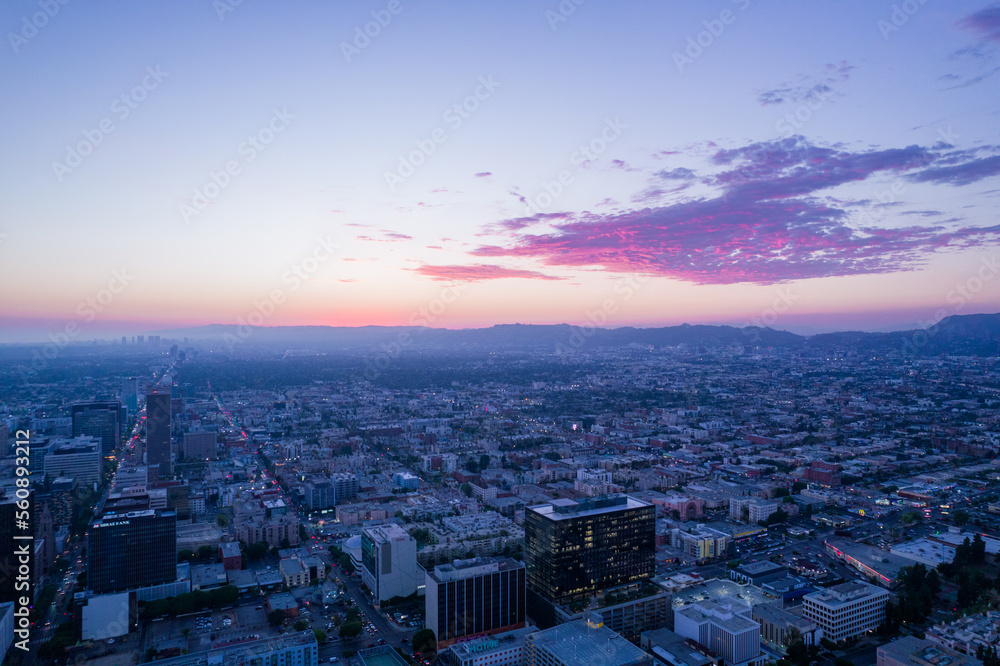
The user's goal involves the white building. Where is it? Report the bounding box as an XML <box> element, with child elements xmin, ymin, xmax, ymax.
<box><xmin>802</xmin><ymin>581</ymin><xmax>889</xmax><ymax>642</ymax></box>
<box><xmin>44</xmin><ymin>436</ymin><xmax>102</xmax><ymax>485</ymax></box>
<box><xmin>674</xmin><ymin>598</ymin><xmax>763</xmax><ymax>666</ymax></box>
<box><xmin>360</xmin><ymin>524</ymin><xmax>422</xmax><ymax>606</ymax></box>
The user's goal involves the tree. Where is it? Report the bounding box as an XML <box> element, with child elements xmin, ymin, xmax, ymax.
<box><xmin>346</xmin><ymin>607</ymin><xmax>361</xmax><ymax>622</ymax></box>
<box><xmin>466</xmin><ymin>459</ymin><xmax>479</xmax><ymax>474</ymax></box>
<box><xmin>479</xmin><ymin>454</ymin><xmax>491</xmax><ymax>472</ymax></box>
<box><xmin>246</xmin><ymin>541</ymin><xmax>269</xmax><ymax>561</ymax></box>
<box><xmin>340</xmin><ymin>620</ymin><xmax>363</xmax><ymax>638</ymax></box>
<box><xmin>412</xmin><ymin>628</ymin><xmax>437</xmax><ymax>654</ymax></box>
<box><xmin>294</xmin><ymin>619</ymin><xmax>309</xmax><ymax>631</ymax></box>
<box><xmin>268</xmin><ymin>609</ymin><xmax>287</xmax><ymax>627</ymax></box>
<box><xmin>314</xmin><ymin>629</ymin><xmax>327</xmax><ymax>643</ymax></box>
<box><xmin>461</xmin><ymin>482</ymin><xmax>472</xmax><ymax>498</ymax></box>
<box><xmin>792</xmin><ymin>481</ymin><xmax>807</xmax><ymax>493</ymax></box>
<box><xmin>178</xmin><ymin>549</ymin><xmax>196</xmax><ymax>562</ymax></box>
<box><xmin>953</xmin><ymin>510</ymin><xmax>970</xmax><ymax>527</ymax></box>
<box><xmin>216</xmin><ymin>514</ymin><xmax>229</xmax><ymax>527</ymax></box>
<box><xmin>197</xmin><ymin>545</ymin><xmax>216</xmax><ymax>561</ymax></box>
<box><xmin>339</xmin><ymin>553</ymin><xmax>355</xmax><ymax>573</ymax></box>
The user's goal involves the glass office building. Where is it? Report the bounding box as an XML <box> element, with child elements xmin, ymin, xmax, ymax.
<box><xmin>524</xmin><ymin>495</ymin><xmax>655</xmax><ymax>605</ymax></box>
<box><xmin>426</xmin><ymin>557</ymin><xmax>526</xmax><ymax>648</ymax></box>
<box><xmin>88</xmin><ymin>509</ymin><xmax>177</xmax><ymax>594</ymax></box>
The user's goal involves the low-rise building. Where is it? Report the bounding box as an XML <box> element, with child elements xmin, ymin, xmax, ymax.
<box><xmin>802</xmin><ymin>581</ymin><xmax>889</xmax><ymax>642</ymax></box>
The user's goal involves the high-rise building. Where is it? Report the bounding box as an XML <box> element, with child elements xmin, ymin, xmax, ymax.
<box><xmin>88</xmin><ymin>509</ymin><xmax>177</xmax><ymax>594</ymax></box>
<box><xmin>524</xmin><ymin>495</ymin><xmax>655</xmax><ymax>606</ymax></box>
<box><xmin>360</xmin><ymin>524</ymin><xmax>421</xmax><ymax>607</ymax></box>
<box><xmin>802</xmin><ymin>580</ymin><xmax>889</xmax><ymax>642</ymax></box>
<box><xmin>146</xmin><ymin>387</ymin><xmax>172</xmax><ymax>476</ymax></box>
<box><xmin>121</xmin><ymin>377</ymin><xmax>139</xmax><ymax>414</ymax></box>
<box><xmin>71</xmin><ymin>401</ymin><xmax>122</xmax><ymax>457</ymax></box>
<box><xmin>426</xmin><ymin>557</ymin><xmax>526</xmax><ymax>648</ymax></box>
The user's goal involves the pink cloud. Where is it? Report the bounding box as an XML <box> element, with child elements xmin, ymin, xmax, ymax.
<box><xmin>412</xmin><ymin>264</ymin><xmax>564</xmax><ymax>282</ymax></box>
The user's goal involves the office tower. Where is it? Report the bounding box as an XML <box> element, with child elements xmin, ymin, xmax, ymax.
<box><xmin>72</xmin><ymin>400</ymin><xmax>122</xmax><ymax>457</ymax></box>
<box><xmin>802</xmin><ymin>581</ymin><xmax>889</xmax><ymax>642</ymax></box>
<box><xmin>133</xmin><ymin>631</ymin><xmax>318</xmax><ymax>666</ymax></box>
<box><xmin>524</xmin><ymin>495</ymin><xmax>655</xmax><ymax>606</ymax></box>
<box><xmin>146</xmin><ymin>386</ymin><xmax>172</xmax><ymax>476</ymax></box>
<box><xmin>121</xmin><ymin>377</ymin><xmax>139</xmax><ymax>413</ymax></box>
<box><xmin>44</xmin><ymin>436</ymin><xmax>102</xmax><ymax>486</ymax></box>
<box><xmin>182</xmin><ymin>431</ymin><xmax>217</xmax><ymax>460</ymax></box>
<box><xmin>426</xmin><ymin>557</ymin><xmax>525</xmax><ymax>648</ymax></box>
<box><xmin>88</xmin><ymin>509</ymin><xmax>177</xmax><ymax>594</ymax></box>
<box><xmin>524</xmin><ymin>615</ymin><xmax>654</xmax><ymax>666</ymax></box>
<box><xmin>360</xmin><ymin>524</ymin><xmax>420</xmax><ymax>607</ymax></box>
<box><xmin>674</xmin><ymin>598</ymin><xmax>762</xmax><ymax>666</ymax></box>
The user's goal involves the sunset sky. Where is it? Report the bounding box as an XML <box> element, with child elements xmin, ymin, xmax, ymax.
<box><xmin>2</xmin><ymin>1</ymin><xmax>1000</xmax><ymax>342</ymax></box>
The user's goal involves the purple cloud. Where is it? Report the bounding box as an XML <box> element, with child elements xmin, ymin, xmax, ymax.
<box><xmin>907</xmin><ymin>154</ymin><xmax>1000</xmax><ymax>185</ymax></box>
<box><xmin>475</xmin><ymin>171</ymin><xmax>493</xmax><ymax>178</ymax></box>
<box><xmin>756</xmin><ymin>61</ymin><xmax>855</xmax><ymax>105</ymax></box>
<box><xmin>471</xmin><ymin>137</ymin><xmax>1000</xmax><ymax>285</ymax></box>
<box><xmin>958</xmin><ymin>4</ymin><xmax>1000</xmax><ymax>43</ymax></box>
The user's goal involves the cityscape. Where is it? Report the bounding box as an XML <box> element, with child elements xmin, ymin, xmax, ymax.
<box><xmin>2</xmin><ymin>2</ymin><xmax>1000</xmax><ymax>666</ymax></box>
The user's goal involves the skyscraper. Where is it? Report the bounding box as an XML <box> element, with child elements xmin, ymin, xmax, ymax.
<box><xmin>524</xmin><ymin>495</ymin><xmax>655</xmax><ymax>606</ymax></box>
<box><xmin>88</xmin><ymin>509</ymin><xmax>177</xmax><ymax>594</ymax></box>
<box><xmin>146</xmin><ymin>386</ymin><xmax>172</xmax><ymax>477</ymax></box>
<box><xmin>426</xmin><ymin>557</ymin><xmax>525</xmax><ymax>648</ymax></box>
<box><xmin>71</xmin><ymin>400</ymin><xmax>122</xmax><ymax>457</ymax></box>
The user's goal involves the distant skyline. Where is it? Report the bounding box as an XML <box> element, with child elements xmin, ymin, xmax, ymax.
<box><xmin>2</xmin><ymin>1</ymin><xmax>1000</xmax><ymax>343</ymax></box>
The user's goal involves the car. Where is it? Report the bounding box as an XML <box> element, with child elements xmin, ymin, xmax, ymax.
<box><xmin>330</xmin><ymin>658</ymin><xmax>339</xmax><ymax>663</ymax></box>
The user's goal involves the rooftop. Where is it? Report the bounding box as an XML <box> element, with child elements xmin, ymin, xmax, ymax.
<box><xmin>528</xmin><ymin>494</ymin><xmax>652</xmax><ymax>521</ymax></box>
<box><xmin>528</xmin><ymin>618</ymin><xmax>652</xmax><ymax>666</ymax></box>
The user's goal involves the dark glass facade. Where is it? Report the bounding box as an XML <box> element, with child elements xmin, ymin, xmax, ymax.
<box><xmin>146</xmin><ymin>388</ymin><xmax>172</xmax><ymax>476</ymax></box>
<box><xmin>428</xmin><ymin>558</ymin><xmax>525</xmax><ymax>647</ymax></box>
<box><xmin>88</xmin><ymin>509</ymin><xmax>177</xmax><ymax>593</ymax></box>
<box><xmin>524</xmin><ymin>495</ymin><xmax>655</xmax><ymax>604</ymax></box>
<box><xmin>72</xmin><ymin>401</ymin><xmax>122</xmax><ymax>457</ymax></box>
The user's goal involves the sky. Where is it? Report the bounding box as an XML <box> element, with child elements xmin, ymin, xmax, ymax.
<box><xmin>2</xmin><ymin>0</ymin><xmax>1000</xmax><ymax>343</ymax></box>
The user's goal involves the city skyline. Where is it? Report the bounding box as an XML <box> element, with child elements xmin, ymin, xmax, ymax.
<box><xmin>3</xmin><ymin>1</ymin><xmax>1000</xmax><ymax>343</ymax></box>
